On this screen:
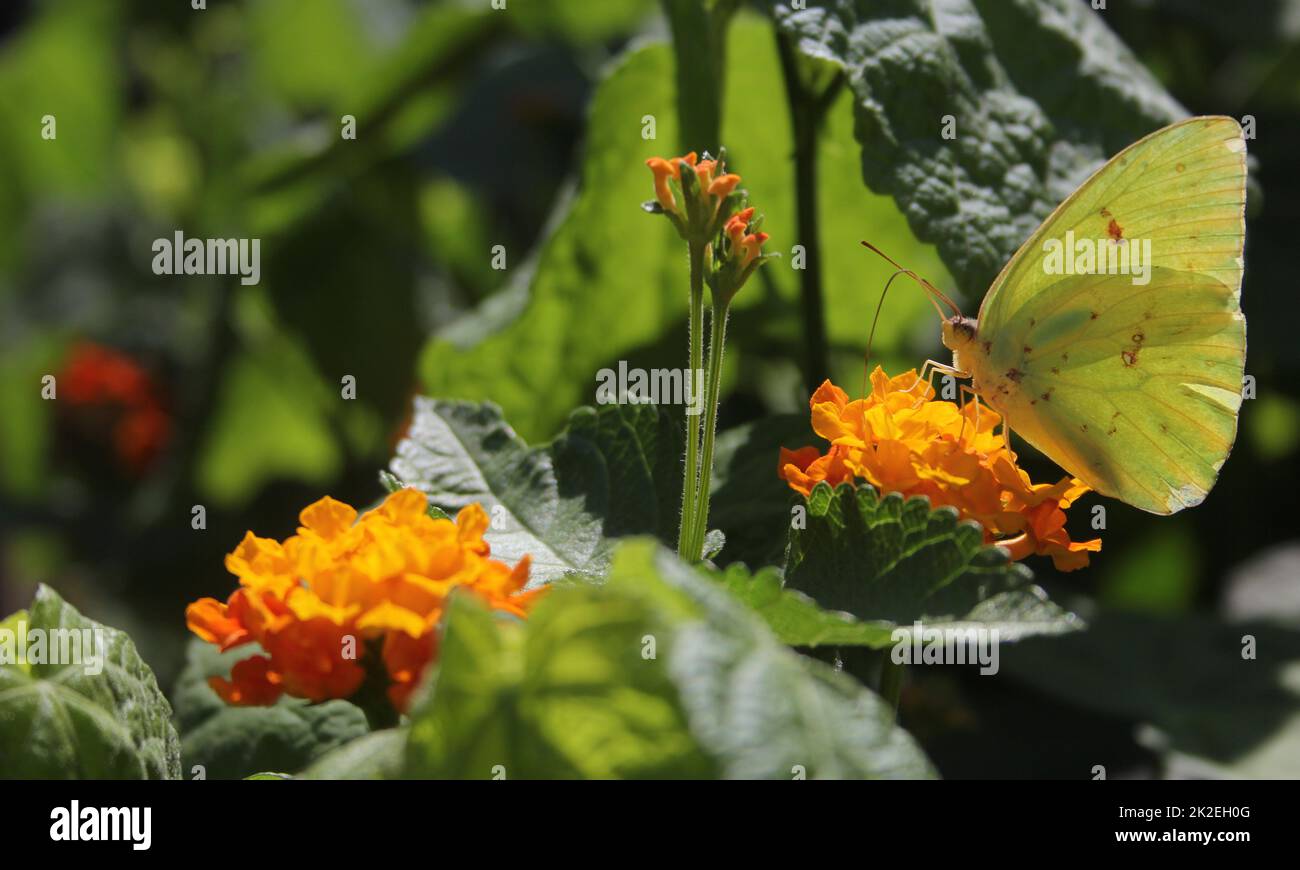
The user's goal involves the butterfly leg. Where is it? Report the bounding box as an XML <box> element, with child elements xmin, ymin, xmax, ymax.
<box><xmin>954</xmin><ymin>384</ymin><xmax>1016</xmax><ymax>457</ymax></box>
<box><xmin>900</xmin><ymin>363</ymin><xmax>931</xmax><ymax>401</ymax></box>
<box><xmin>955</xmin><ymin>384</ymin><xmax>983</xmax><ymax>445</ymax></box>
<box><xmin>986</xmin><ymin>400</ymin><xmax>1014</xmax><ymax>457</ymax></box>
<box><xmin>907</xmin><ymin>359</ymin><xmax>970</xmax><ymax>409</ymax></box>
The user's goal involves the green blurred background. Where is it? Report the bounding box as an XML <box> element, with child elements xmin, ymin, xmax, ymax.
<box><xmin>0</xmin><ymin>0</ymin><xmax>1297</xmax><ymax>777</ymax></box>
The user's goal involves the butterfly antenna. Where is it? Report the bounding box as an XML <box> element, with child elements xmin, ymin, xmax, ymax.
<box><xmin>860</xmin><ymin>241</ymin><xmax>963</xmax><ymax>320</ymax></box>
<box><xmin>860</xmin><ymin>268</ymin><xmax>912</xmax><ymax>402</ymax></box>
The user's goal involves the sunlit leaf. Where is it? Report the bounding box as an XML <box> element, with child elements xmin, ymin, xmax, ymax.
<box><xmin>0</xmin><ymin>586</ymin><xmax>181</xmax><ymax>779</ymax></box>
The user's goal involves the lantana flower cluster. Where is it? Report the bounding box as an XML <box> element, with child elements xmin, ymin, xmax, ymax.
<box><xmin>779</xmin><ymin>368</ymin><xmax>1101</xmax><ymax>571</ymax></box>
<box><xmin>186</xmin><ymin>489</ymin><xmax>541</xmax><ymax>713</ymax></box>
<box><xmin>646</xmin><ymin>150</ymin><xmax>742</xmax><ymax>238</ymax></box>
<box><xmin>644</xmin><ymin>149</ymin><xmax>771</xmax><ymax>305</ymax></box>
<box><xmin>644</xmin><ymin>149</ymin><xmax>773</xmax><ymax>560</ymax></box>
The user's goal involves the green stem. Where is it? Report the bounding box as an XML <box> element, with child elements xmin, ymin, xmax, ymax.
<box><xmin>878</xmin><ymin>656</ymin><xmax>905</xmax><ymax>720</ymax></box>
<box><xmin>688</xmin><ymin>301</ymin><xmax>729</xmax><ymax>560</ymax></box>
<box><xmin>662</xmin><ymin>0</ymin><xmax>735</xmax><ymax>153</ymax></box>
<box><xmin>775</xmin><ymin>30</ymin><xmax>843</xmax><ymax>393</ymax></box>
<box><xmin>677</xmin><ymin>241</ymin><xmax>707</xmax><ymax>558</ymax></box>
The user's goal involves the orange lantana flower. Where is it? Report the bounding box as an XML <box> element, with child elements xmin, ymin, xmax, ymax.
<box><xmin>778</xmin><ymin>368</ymin><xmax>1101</xmax><ymax>571</ymax></box>
<box><xmin>724</xmin><ymin>207</ymin><xmax>768</xmax><ymax>270</ymax></box>
<box><xmin>186</xmin><ymin>489</ymin><xmax>542</xmax><ymax>712</ymax></box>
<box><xmin>645</xmin><ymin>150</ymin><xmax>742</xmax><ymax>236</ymax></box>
<box><xmin>645</xmin><ymin>153</ymin><xmax>689</xmax><ymax>214</ymax></box>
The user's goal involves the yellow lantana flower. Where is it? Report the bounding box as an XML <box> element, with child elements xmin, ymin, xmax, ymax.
<box><xmin>186</xmin><ymin>489</ymin><xmax>541</xmax><ymax>712</ymax></box>
<box><xmin>779</xmin><ymin>368</ymin><xmax>1101</xmax><ymax>571</ymax></box>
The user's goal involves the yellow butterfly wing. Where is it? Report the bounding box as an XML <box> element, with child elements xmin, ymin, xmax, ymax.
<box><xmin>969</xmin><ymin>116</ymin><xmax>1247</xmax><ymax>514</ymax></box>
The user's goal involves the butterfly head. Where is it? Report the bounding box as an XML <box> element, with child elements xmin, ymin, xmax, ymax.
<box><xmin>941</xmin><ymin>316</ymin><xmax>978</xmax><ymax>352</ymax></box>
<box><xmin>940</xmin><ymin>316</ymin><xmax>979</xmax><ymax>379</ymax></box>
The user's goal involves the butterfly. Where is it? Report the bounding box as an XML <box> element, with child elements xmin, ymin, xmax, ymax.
<box><xmin>903</xmin><ymin>116</ymin><xmax>1247</xmax><ymax>515</ymax></box>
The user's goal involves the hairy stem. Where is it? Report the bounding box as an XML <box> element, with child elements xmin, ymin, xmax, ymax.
<box><xmin>677</xmin><ymin>241</ymin><xmax>707</xmax><ymax>558</ymax></box>
<box><xmin>689</xmin><ymin>301</ymin><xmax>730</xmax><ymax>559</ymax></box>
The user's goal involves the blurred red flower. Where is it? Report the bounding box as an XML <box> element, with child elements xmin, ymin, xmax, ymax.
<box><xmin>59</xmin><ymin>341</ymin><xmax>170</xmax><ymax>473</ymax></box>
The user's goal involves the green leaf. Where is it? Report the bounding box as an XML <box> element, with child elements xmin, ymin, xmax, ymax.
<box><xmin>406</xmin><ymin>586</ymin><xmax>716</xmax><ymax>779</ymax></box>
<box><xmin>0</xmin><ymin>610</ymin><xmax>30</xmax><ymax>675</ymax></box>
<box><xmin>1003</xmin><ymin>613</ymin><xmax>1300</xmax><ymax>779</ymax></box>
<box><xmin>0</xmin><ymin>335</ymin><xmax>63</xmax><ymax>500</ymax></box>
<box><xmin>0</xmin><ymin>0</ymin><xmax>122</xmax><ymax>201</ymax></box>
<box><xmin>247</xmin><ymin>0</ymin><xmax>378</xmax><ymax>110</ymax></box>
<box><xmin>714</xmin><ymin>563</ymin><xmax>896</xmax><ymax>647</ymax></box>
<box><xmin>0</xmin><ymin>585</ymin><xmax>181</xmax><ymax>779</ymax></box>
<box><xmin>405</xmin><ymin>540</ymin><xmax>936</xmax><ymax>779</ymax></box>
<box><xmin>246</xmin><ymin>3</ymin><xmax>501</xmax><ymax>199</ymax></box>
<box><xmin>195</xmin><ymin>336</ymin><xmax>341</xmax><ymax>507</ymax></box>
<box><xmin>172</xmin><ymin>639</ymin><xmax>370</xmax><ymax>780</ymax></box>
<box><xmin>515</xmin><ymin>0</ymin><xmax>658</xmax><ymax>43</ymax></box>
<box><xmin>389</xmin><ymin>398</ymin><xmax>683</xmax><ymax>584</ymax></box>
<box><xmin>784</xmin><ymin>483</ymin><xmax>1081</xmax><ymax>645</ymax></box>
<box><xmin>773</xmin><ymin>0</ymin><xmax>1185</xmax><ymax>297</ymax></box>
<box><xmin>605</xmin><ymin>541</ymin><xmax>937</xmax><ymax>778</ymax></box>
<box><xmin>298</xmin><ymin>729</ymin><xmax>407</xmax><ymax>780</ymax></box>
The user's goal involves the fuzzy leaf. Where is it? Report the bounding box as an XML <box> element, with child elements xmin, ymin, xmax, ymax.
<box><xmin>0</xmin><ymin>586</ymin><xmax>181</xmax><ymax>779</ymax></box>
<box><xmin>784</xmin><ymin>483</ymin><xmax>1081</xmax><ymax>644</ymax></box>
<box><xmin>172</xmin><ymin>639</ymin><xmax>370</xmax><ymax>780</ymax></box>
<box><xmin>405</xmin><ymin>584</ymin><xmax>715</xmax><ymax>779</ymax></box>
<box><xmin>298</xmin><ymin>729</ymin><xmax>408</xmax><ymax>780</ymax></box>
<box><xmin>714</xmin><ymin>563</ymin><xmax>896</xmax><ymax>647</ymax></box>
<box><xmin>611</xmin><ymin>541</ymin><xmax>936</xmax><ymax>778</ymax></box>
<box><xmin>389</xmin><ymin>398</ymin><xmax>682</xmax><ymax>585</ymax></box>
